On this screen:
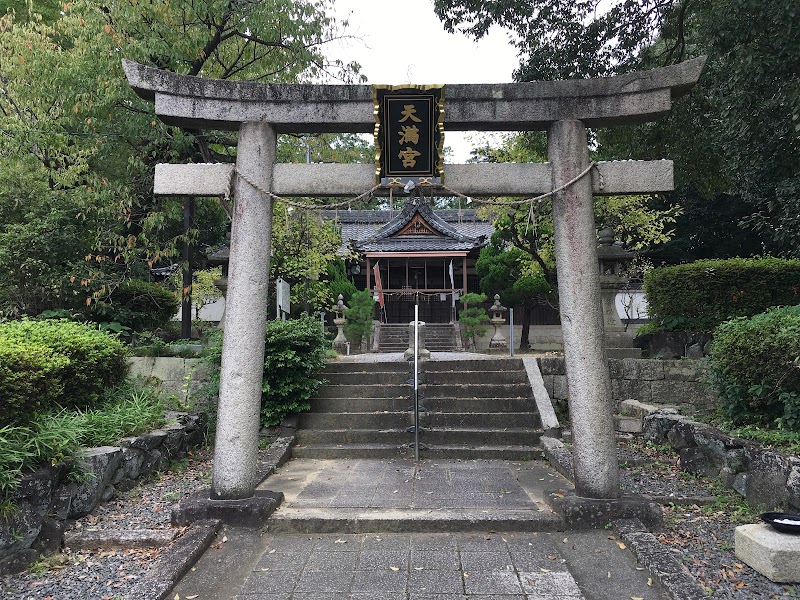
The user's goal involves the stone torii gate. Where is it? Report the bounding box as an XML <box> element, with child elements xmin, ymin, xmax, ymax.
<box><xmin>124</xmin><ymin>57</ymin><xmax>704</xmax><ymax>508</ymax></box>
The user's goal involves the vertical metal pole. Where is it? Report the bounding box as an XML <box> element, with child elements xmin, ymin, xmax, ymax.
<box><xmin>509</xmin><ymin>307</ymin><xmax>514</xmax><ymax>357</ymax></box>
<box><xmin>414</xmin><ymin>303</ymin><xmax>419</xmax><ymax>462</ymax></box>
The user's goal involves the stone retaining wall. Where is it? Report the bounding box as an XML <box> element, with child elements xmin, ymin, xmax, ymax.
<box><xmin>128</xmin><ymin>357</ymin><xmax>206</xmax><ymax>402</ymax></box>
<box><xmin>538</xmin><ymin>357</ymin><xmax>716</xmax><ymax>412</ymax></box>
<box><xmin>643</xmin><ymin>410</ymin><xmax>800</xmax><ymax>512</ymax></box>
<box><xmin>0</xmin><ymin>412</ymin><xmax>205</xmax><ymax>575</ymax></box>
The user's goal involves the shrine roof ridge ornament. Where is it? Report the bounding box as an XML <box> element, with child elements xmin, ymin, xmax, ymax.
<box><xmin>122</xmin><ymin>57</ymin><xmax>706</xmax><ymax>133</ymax></box>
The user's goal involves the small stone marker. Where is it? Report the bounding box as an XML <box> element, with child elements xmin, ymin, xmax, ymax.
<box><xmin>735</xmin><ymin>524</ymin><xmax>800</xmax><ymax>583</ymax></box>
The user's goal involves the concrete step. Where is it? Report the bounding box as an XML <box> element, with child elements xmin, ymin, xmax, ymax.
<box><xmin>299</xmin><ymin>412</ymin><xmax>540</xmax><ymax>430</ymax></box>
<box><xmin>423</xmin><ymin>383</ymin><xmax>532</xmax><ymax>398</ymax></box>
<box><xmin>322</xmin><ymin>362</ymin><xmax>410</xmax><ymax>374</ymax></box>
<box><xmin>313</xmin><ymin>384</ymin><xmax>411</xmax><ymax>399</ymax></box>
<box><xmin>425</xmin><ymin>358</ymin><xmax>525</xmax><ymax>371</ymax></box>
<box><xmin>296</xmin><ymin>427</ymin><xmax>542</xmax><ymax>446</ymax></box>
<box><xmin>316</xmin><ymin>382</ymin><xmax>535</xmax><ymax>400</ymax></box>
<box><xmin>322</xmin><ymin>371</ymin><xmax>409</xmax><ymax>385</ymax></box>
<box><xmin>309</xmin><ymin>396</ymin><xmax>536</xmax><ymax>413</ymax></box>
<box><xmin>424</xmin><ymin>370</ymin><xmax>529</xmax><ymax>384</ymax></box>
<box><xmin>291</xmin><ymin>444</ymin><xmax>542</xmax><ymax>461</ymax></box>
<box><xmin>266</xmin><ymin>507</ymin><xmax>563</xmax><ymax>533</ymax></box>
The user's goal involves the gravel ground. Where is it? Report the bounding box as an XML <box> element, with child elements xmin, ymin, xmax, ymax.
<box><xmin>618</xmin><ymin>437</ymin><xmax>799</xmax><ymax>599</ymax></box>
<box><xmin>0</xmin><ymin>448</ymin><xmax>214</xmax><ymax>600</ymax></box>
<box><xmin>2</xmin><ymin>439</ymin><xmax>799</xmax><ymax>599</ymax></box>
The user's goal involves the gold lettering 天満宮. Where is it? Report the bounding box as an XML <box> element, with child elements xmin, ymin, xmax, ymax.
<box><xmin>398</xmin><ymin>147</ymin><xmax>421</xmax><ymax>168</ymax></box>
<box><xmin>399</xmin><ymin>104</ymin><xmax>423</xmax><ymax>123</ymax></box>
<box><xmin>398</xmin><ymin>125</ymin><xmax>420</xmax><ymax>145</ymax></box>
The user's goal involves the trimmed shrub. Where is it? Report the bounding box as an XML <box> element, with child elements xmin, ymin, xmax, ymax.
<box><xmin>0</xmin><ymin>319</ymin><xmax>127</xmax><ymax>414</ymax></box>
<box><xmin>643</xmin><ymin>257</ymin><xmax>800</xmax><ymax>331</ymax></box>
<box><xmin>459</xmin><ymin>292</ymin><xmax>490</xmax><ymax>349</ymax></box>
<box><xmin>0</xmin><ymin>342</ymin><xmax>70</xmax><ymax>426</ymax></box>
<box><xmin>709</xmin><ymin>305</ymin><xmax>800</xmax><ymax>430</ymax></box>
<box><xmin>343</xmin><ymin>289</ymin><xmax>375</xmax><ymax>351</ymax></box>
<box><xmin>203</xmin><ymin>315</ymin><xmax>327</xmax><ymax>428</ymax></box>
<box><xmin>92</xmin><ymin>279</ymin><xmax>181</xmax><ymax>331</ymax></box>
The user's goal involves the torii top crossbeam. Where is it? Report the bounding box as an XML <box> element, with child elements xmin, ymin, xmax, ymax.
<box><xmin>123</xmin><ymin>57</ymin><xmax>705</xmax><ymax>133</ymax></box>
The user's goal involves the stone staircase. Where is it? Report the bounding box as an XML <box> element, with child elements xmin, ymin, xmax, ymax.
<box><xmin>376</xmin><ymin>323</ymin><xmax>459</xmax><ymax>353</ymax></box>
<box><xmin>293</xmin><ymin>357</ymin><xmax>543</xmax><ymax>460</ymax></box>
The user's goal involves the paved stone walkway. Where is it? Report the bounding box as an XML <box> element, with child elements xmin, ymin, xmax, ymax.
<box><xmin>235</xmin><ymin>531</ymin><xmax>586</xmax><ymax>599</ymax></box>
<box><xmin>174</xmin><ymin>458</ymin><xmax>669</xmax><ymax>599</ymax></box>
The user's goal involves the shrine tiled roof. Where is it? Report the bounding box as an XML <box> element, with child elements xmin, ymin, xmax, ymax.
<box><xmin>319</xmin><ymin>200</ymin><xmax>493</xmax><ymax>255</ymax></box>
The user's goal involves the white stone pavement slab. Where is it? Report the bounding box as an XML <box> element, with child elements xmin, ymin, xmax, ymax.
<box><xmin>736</xmin><ymin>524</ymin><xmax>800</xmax><ymax>583</ymax></box>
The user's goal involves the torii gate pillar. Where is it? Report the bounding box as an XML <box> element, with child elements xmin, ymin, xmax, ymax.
<box><xmin>549</xmin><ymin>120</ymin><xmax>619</xmax><ymax>498</ymax></box>
<box><xmin>212</xmin><ymin>122</ymin><xmax>276</xmax><ymax>499</ymax></box>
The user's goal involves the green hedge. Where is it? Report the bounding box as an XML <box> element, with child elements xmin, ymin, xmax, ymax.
<box><xmin>643</xmin><ymin>257</ymin><xmax>800</xmax><ymax>331</ymax></box>
<box><xmin>709</xmin><ymin>305</ymin><xmax>800</xmax><ymax>430</ymax></box>
<box><xmin>204</xmin><ymin>315</ymin><xmax>327</xmax><ymax>428</ymax></box>
<box><xmin>0</xmin><ymin>319</ymin><xmax>127</xmax><ymax>424</ymax></box>
<box><xmin>92</xmin><ymin>279</ymin><xmax>181</xmax><ymax>331</ymax></box>
<box><xmin>0</xmin><ymin>343</ymin><xmax>69</xmax><ymax>425</ymax></box>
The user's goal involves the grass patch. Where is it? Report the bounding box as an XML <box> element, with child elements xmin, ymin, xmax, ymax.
<box><xmin>0</xmin><ymin>379</ymin><xmax>169</xmax><ymax>499</ymax></box>
<box><xmin>694</xmin><ymin>413</ymin><xmax>800</xmax><ymax>455</ymax></box>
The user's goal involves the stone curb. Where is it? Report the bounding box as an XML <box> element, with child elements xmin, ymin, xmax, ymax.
<box><xmin>615</xmin><ymin>518</ymin><xmax>708</xmax><ymax>600</ymax></box>
<box><xmin>125</xmin><ymin>519</ymin><xmax>222</xmax><ymax>600</ymax></box>
<box><xmin>64</xmin><ymin>528</ymin><xmax>176</xmax><ymax>550</ymax></box>
<box><xmin>256</xmin><ymin>434</ymin><xmax>296</xmax><ymax>485</ymax></box>
<box><xmin>540</xmin><ymin>436</ymin><xmax>574</xmax><ymax>481</ymax></box>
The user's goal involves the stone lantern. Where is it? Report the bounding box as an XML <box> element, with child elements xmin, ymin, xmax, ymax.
<box><xmin>596</xmin><ymin>226</ymin><xmax>635</xmax><ymax>333</ymax></box>
<box><xmin>332</xmin><ymin>294</ymin><xmax>349</xmax><ymax>354</ymax></box>
<box><xmin>488</xmin><ymin>294</ymin><xmax>508</xmax><ymax>352</ymax></box>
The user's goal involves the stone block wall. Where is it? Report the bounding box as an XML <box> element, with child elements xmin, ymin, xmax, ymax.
<box><xmin>128</xmin><ymin>357</ymin><xmax>207</xmax><ymax>403</ymax></box>
<box><xmin>0</xmin><ymin>412</ymin><xmax>205</xmax><ymax>576</ymax></box>
<box><xmin>643</xmin><ymin>411</ymin><xmax>800</xmax><ymax>512</ymax></box>
<box><xmin>538</xmin><ymin>357</ymin><xmax>716</xmax><ymax>412</ymax></box>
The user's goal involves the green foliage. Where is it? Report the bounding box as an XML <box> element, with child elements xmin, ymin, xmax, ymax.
<box><xmin>643</xmin><ymin>258</ymin><xmax>800</xmax><ymax>331</ymax></box>
<box><xmin>343</xmin><ymin>290</ymin><xmax>375</xmax><ymax>350</ymax></box>
<box><xmin>0</xmin><ymin>341</ymin><xmax>69</xmax><ymax>425</ymax></box>
<box><xmin>92</xmin><ymin>279</ymin><xmax>181</xmax><ymax>331</ymax></box>
<box><xmin>475</xmin><ymin>241</ymin><xmax>552</xmax><ymax>350</ymax></box>
<box><xmin>74</xmin><ymin>380</ymin><xmax>167</xmax><ymax>447</ymax></box>
<box><xmin>325</xmin><ymin>259</ymin><xmax>358</xmax><ymax>305</ymax></box>
<box><xmin>0</xmin><ymin>319</ymin><xmax>127</xmax><ymax>417</ymax></box>
<box><xmin>261</xmin><ymin>316</ymin><xmax>327</xmax><ymax>426</ymax></box>
<box><xmin>435</xmin><ymin>0</ymin><xmax>800</xmax><ymax>258</ymax></box>
<box><xmin>459</xmin><ymin>292</ymin><xmax>490</xmax><ymax>348</ymax></box>
<box><xmin>0</xmin><ymin>0</ymin><xmax>359</xmax><ymax>319</ymax></box>
<box><xmin>204</xmin><ymin>316</ymin><xmax>327</xmax><ymax>428</ymax></box>
<box><xmin>709</xmin><ymin>306</ymin><xmax>800</xmax><ymax>431</ymax></box>
<box><xmin>0</xmin><ymin>378</ymin><xmax>166</xmax><ymax>499</ymax></box>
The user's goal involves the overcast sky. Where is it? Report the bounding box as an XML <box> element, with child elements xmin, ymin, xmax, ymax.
<box><xmin>327</xmin><ymin>0</ymin><xmax>520</xmax><ymax>162</ymax></box>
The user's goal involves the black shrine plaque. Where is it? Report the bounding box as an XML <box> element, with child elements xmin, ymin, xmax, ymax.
<box><xmin>373</xmin><ymin>84</ymin><xmax>444</xmax><ymax>187</ymax></box>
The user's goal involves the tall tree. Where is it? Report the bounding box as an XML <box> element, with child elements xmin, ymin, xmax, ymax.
<box><xmin>0</xmin><ymin>1</ymin><xmax>361</xmax><ymax>315</ymax></box>
<box><xmin>434</xmin><ymin>0</ymin><xmax>800</xmax><ymax>259</ymax></box>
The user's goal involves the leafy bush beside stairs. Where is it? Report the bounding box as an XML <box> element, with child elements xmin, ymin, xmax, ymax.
<box><xmin>204</xmin><ymin>315</ymin><xmax>328</xmax><ymax>428</ymax></box>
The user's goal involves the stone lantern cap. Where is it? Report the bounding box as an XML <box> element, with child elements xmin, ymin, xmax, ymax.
<box><xmin>332</xmin><ymin>294</ymin><xmax>348</xmax><ymax>318</ymax></box>
<box><xmin>490</xmin><ymin>294</ymin><xmax>507</xmax><ymax>317</ymax></box>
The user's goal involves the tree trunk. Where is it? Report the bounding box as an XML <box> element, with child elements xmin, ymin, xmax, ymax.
<box><xmin>519</xmin><ymin>304</ymin><xmax>531</xmax><ymax>351</ymax></box>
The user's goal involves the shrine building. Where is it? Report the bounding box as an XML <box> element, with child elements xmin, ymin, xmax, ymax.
<box><xmin>322</xmin><ymin>196</ymin><xmax>493</xmax><ymax>323</ymax></box>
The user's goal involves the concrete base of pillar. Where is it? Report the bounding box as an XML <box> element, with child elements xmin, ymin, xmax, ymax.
<box><xmin>485</xmin><ymin>346</ymin><xmax>509</xmax><ymax>355</ymax></box>
<box><xmin>172</xmin><ymin>489</ymin><xmax>283</xmax><ymax>527</ymax></box>
<box><xmin>404</xmin><ymin>348</ymin><xmax>430</xmax><ymax>360</ymax></box>
<box><xmin>546</xmin><ymin>490</ymin><xmax>663</xmax><ymax>531</ymax></box>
